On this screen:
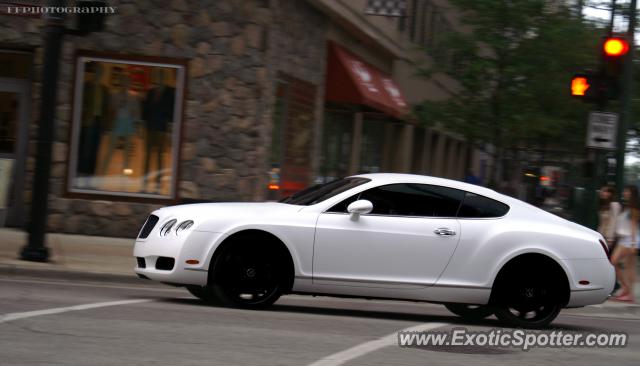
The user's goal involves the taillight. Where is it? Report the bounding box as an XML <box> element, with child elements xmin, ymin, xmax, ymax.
<box><xmin>599</xmin><ymin>239</ymin><xmax>609</xmax><ymax>257</ymax></box>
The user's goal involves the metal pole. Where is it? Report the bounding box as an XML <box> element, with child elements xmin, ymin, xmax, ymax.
<box><xmin>583</xmin><ymin>0</ymin><xmax>617</xmax><ymax>228</ymax></box>
<box><xmin>614</xmin><ymin>0</ymin><xmax>636</xmax><ymax>199</ymax></box>
<box><xmin>609</xmin><ymin>0</ymin><xmax>617</xmax><ymax>33</ymax></box>
<box><xmin>20</xmin><ymin>5</ymin><xmax>66</xmax><ymax>262</ymax></box>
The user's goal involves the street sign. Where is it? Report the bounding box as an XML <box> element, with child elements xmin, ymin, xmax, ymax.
<box><xmin>586</xmin><ymin>111</ymin><xmax>618</xmax><ymax>149</ymax></box>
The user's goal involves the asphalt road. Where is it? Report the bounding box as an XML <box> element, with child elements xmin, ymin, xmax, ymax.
<box><xmin>1</xmin><ymin>274</ymin><xmax>639</xmax><ymax>366</ymax></box>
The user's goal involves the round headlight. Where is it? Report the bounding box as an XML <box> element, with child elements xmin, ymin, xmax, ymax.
<box><xmin>159</xmin><ymin>219</ymin><xmax>177</xmax><ymax>236</ymax></box>
<box><xmin>175</xmin><ymin>220</ymin><xmax>194</xmax><ymax>235</ymax></box>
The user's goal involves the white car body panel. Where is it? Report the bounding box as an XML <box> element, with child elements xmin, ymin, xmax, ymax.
<box><xmin>314</xmin><ymin>213</ymin><xmax>460</xmax><ymax>287</ymax></box>
<box><xmin>133</xmin><ymin>173</ymin><xmax>614</xmax><ymax>308</ymax></box>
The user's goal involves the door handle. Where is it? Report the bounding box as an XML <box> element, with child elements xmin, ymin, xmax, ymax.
<box><xmin>434</xmin><ymin>228</ymin><xmax>456</xmax><ymax>236</ymax></box>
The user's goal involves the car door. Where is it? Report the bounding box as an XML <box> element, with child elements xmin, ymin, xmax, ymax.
<box><xmin>313</xmin><ymin>183</ymin><xmax>464</xmax><ymax>288</ymax></box>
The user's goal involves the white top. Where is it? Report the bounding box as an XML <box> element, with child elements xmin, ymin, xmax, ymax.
<box><xmin>599</xmin><ymin>202</ymin><xmax>621</xmax><ymax>241</ymax></box>
<box><xmin>616</xmin><ymin>208</ymin><xmax>635</xmax><ymax>237</ymax></box>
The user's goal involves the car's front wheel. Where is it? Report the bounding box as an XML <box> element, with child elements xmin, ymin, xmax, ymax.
<box><xmin>445</xmin><ymin>303</ymin><xmax>494</xmax><ymax>321</ymax></box>
<box><xmin>186</xmin><ymin>285</ymin><xmax>214</xmax><ymax>303</ymax></box>
<box><xmin>207</xmin><ymin>239</ymin><xmax>287</xmax><ymax>309</ymax></box>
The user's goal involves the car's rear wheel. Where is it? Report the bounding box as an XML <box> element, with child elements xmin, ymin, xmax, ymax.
<box><xmin>444</xmin><ymin>303</ymin><xmax>494</xmax><ymax>321</ymax></box>
<box><xmin>493</xmin><ymin>277</ymin><xmax>562</xmax><ymax>328</ymax></box>
<box><xmin>208</xmin><ymin>239</ymin><xmax>286</xmax><ymax>309</ymax></box>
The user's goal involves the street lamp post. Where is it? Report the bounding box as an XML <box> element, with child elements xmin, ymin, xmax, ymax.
<box><xmin>20</xmin><ymin>4</ymin><xmax>66</xmax><ymax>262</ymax></box>
<box><xmin>19</xmin><ymin>1</ymin><xmax>107</xmax><ymax>262</ymax></box>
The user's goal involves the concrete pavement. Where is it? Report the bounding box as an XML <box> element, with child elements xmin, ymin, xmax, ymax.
<box><xmin>1</xmin><ymin>227</ymin><xmax>640</xmax><ymax>365</ymax></box>
<box><xmin>1</xmin><ymin>275</ymin><xmax>639</xmax><ymax>366</ymax></box>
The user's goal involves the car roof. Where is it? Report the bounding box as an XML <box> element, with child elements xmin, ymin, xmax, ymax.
<box><xmin>350</xmin><ymin>173</ymin><xmax>506</xmax><ymax>201</ymax></box>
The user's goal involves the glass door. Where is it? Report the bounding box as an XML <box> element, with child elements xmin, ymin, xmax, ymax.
<box><xmin>0</xmin><ymin>78</ymin><xmax>29</xmax><ymax>227</ymax></box>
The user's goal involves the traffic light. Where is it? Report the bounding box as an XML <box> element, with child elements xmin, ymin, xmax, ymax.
<box><xmin>601</xmin><ymin>36</ymin><xmax>629</xmax><ymax>98</ymax></box>
<box><xmin>571</xmin><ymin>36</ymin><xmax>630</xmax><ymax>104</ymax></box>
<box><xmin>603</xmin><ymin>37</ymin><xmax>629</xmax><ymax>58</ymax></box>
<box><xmin>571</xmin><ymin>73</ymin><xmax>602</xmax><ymax>102</ymax></box>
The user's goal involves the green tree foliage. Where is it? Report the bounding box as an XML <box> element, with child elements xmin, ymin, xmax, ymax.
<box><xmin>417</xmin><ymin>0</ymin><xmax>606</xmax><ymax>182</ymax></box>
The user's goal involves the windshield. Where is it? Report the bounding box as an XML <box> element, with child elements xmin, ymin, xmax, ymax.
<box><xmin>279</xmin><ymin>177</ymin><xmax>370</xmax><ymax>205</ymax></box>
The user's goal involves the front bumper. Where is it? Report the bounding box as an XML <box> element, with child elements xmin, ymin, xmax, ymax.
<box><xmin>133</xmin><ymin>231</ymin><xmax>222</xmax><ymax>286</ymax></box>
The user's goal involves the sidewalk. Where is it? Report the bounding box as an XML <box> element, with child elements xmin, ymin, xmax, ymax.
<box><xmin>0</xmin><ymin>228</ymin><xmax>136</xmax><ymax>281</ymax></box>
<box><xmin>0</xmin><ymin>227</ymin><xmax>639</xmax><ymax>306</ymax></box>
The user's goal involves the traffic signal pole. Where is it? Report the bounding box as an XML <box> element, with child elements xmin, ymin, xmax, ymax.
<box><xmin>614</xmin><ymin>0</ymin><xmax>636</xmax><ymax>199</ymax></box>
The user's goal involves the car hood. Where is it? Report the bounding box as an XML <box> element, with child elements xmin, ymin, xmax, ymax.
<box><xmin>154</xmin><ymin>201</ymin><xmax>303</xmax><ymax>220</ymax></box>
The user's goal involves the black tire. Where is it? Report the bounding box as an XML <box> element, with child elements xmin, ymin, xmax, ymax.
<box><xmin>207</xmin><ymin>239</ymin><xmax>287</xmax><ymax>309</ymax></box>
<box><xmin>186</xmin><ymin>285</ymin><xmax>215</xmax><ymax>303</ymax></box>
<box><xmin>493</xmin><ymin>274</ymin><xmax>563</xmax><ymax>328</ymax></box>
<box><xmin>444</xmin><ymin>303</ymin><xmax>494</xmax><ymax>321</ymax></box>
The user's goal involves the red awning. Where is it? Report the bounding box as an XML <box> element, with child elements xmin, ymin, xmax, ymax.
<box><xmin>325</xmin><ymin>41</ymin><xmax>408</xmax><ymax>119</ymax></box>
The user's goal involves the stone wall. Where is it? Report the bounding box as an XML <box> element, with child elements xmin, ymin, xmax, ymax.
<box><xmin>0</xmin><ymin>0</ymin><xmax>328</xmax><ymax>237</ymax></box>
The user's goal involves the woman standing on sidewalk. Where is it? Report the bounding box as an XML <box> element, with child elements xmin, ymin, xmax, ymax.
<box><xmin>598</xmin><ymin>185</ymin><xmax>621</xmax><ymax>254</ymax></box>
<box><xmin>611</xmin><ymin>185</ymin><xmax>639</xmax><ymax>303</ymax></box>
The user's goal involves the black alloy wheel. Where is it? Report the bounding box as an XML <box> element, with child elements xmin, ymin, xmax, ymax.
<box><xmin>186</xmin><ymin>285</ymin><xmax>213</xmax><ymax>302</ymax></box>
<box><xmin>209</xmin><ymin>241</ymin><xmax>285</xmax><ymax>309</ymax></box>
<box><xmin>493</xmin><ymin>278</ymin><xmax>562</xmax><ymax>328</ymax></box>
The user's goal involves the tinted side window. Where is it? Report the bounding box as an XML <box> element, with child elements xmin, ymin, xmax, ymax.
<box><xmin>329</xmin><ymin>184</ymin><xmax>464</xmax><ymax>217</ymax></box>
<box><xmin>280</xmin><ymin>177</ymin><xmax>370</xmax><ymax>205</ymax></box>
<box><xmin>458</xmin><ymin>192</ymin><xmax>509</xmax><ymax>218</ymax></box>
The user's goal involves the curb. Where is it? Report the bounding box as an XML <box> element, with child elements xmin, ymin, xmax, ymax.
<box><xmin>599</xmin><ymin>300</ymin><xmax>640</xmax><ymax>309</ymax></box>
<box><xmin>0</xmin><ymin>263</ymin><xmax>154</xmax><ymax>285</ymax></box>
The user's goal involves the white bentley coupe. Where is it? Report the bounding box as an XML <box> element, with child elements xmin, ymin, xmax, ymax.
<box><xmin>134</xmin><ymin>173</ymin><xmax>614</xmax><ymax>328</ymax></box>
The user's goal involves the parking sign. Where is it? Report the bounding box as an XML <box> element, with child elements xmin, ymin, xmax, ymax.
<box><xmin>586</xmin><ymin>112</ymin><xmax>618</xmax><ymax>149</ymax></box>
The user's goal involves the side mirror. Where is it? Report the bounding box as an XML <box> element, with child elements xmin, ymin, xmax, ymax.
<box><xmin>347</xmin><ymin>199</ymin><xmax>373</xmax><ymax>216</ymax></box>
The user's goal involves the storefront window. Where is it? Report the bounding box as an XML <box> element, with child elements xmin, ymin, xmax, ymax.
<box><xmin>68</xmin><ymin>54</ymin><xmax>185</xmax><ymax>199</ymax></box>
<box><xmin>319</xmin><ymin>109</ymin><xmax>353</xmax><ymax>182</ymax></box>
<box><xmin>360</xmin><ymin>115</ymin><xmax>386</xmax><ymax>173</ymax></box>
<box><xmin>268</xmin><ymin>74</ymin><xmax>316</xmax><ymax>198</ymax></box>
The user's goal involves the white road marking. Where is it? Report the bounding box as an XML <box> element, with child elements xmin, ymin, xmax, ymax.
<box><xmin>0</xmin><ymin>299</ymin><xmax>151</xmax><ymax>324</ymax></box>
<box><xmin>562</xmin><ymin>313</ymin><xmax>640</xmax><ymax>320</ymax></box>
<box><xmin>0</xmin><ymin>277</ymin><xmax>184</xmax><ymax>293</ymax></box>
<box><xmin>307</xmin><ymin>322</ymin><xmax>448</xmax><ymax>366</ymax></box>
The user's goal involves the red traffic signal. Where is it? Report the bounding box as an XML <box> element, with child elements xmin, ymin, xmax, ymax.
<box><xmin>603</xmin><ymin>37</ymin><xmax>629</xmax><ymax>57</ymax></box>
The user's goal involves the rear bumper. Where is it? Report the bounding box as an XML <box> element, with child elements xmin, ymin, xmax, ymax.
<box><xmin>562</xmin><ymin>258</ymin><xmax>615</xmax><ymax>307</ymax></box>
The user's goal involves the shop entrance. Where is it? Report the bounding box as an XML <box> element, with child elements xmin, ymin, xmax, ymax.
<box><xmin>0</xmin><ymin>77</ymin><xmax>30</xmax><ymax>227</ymax></box>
